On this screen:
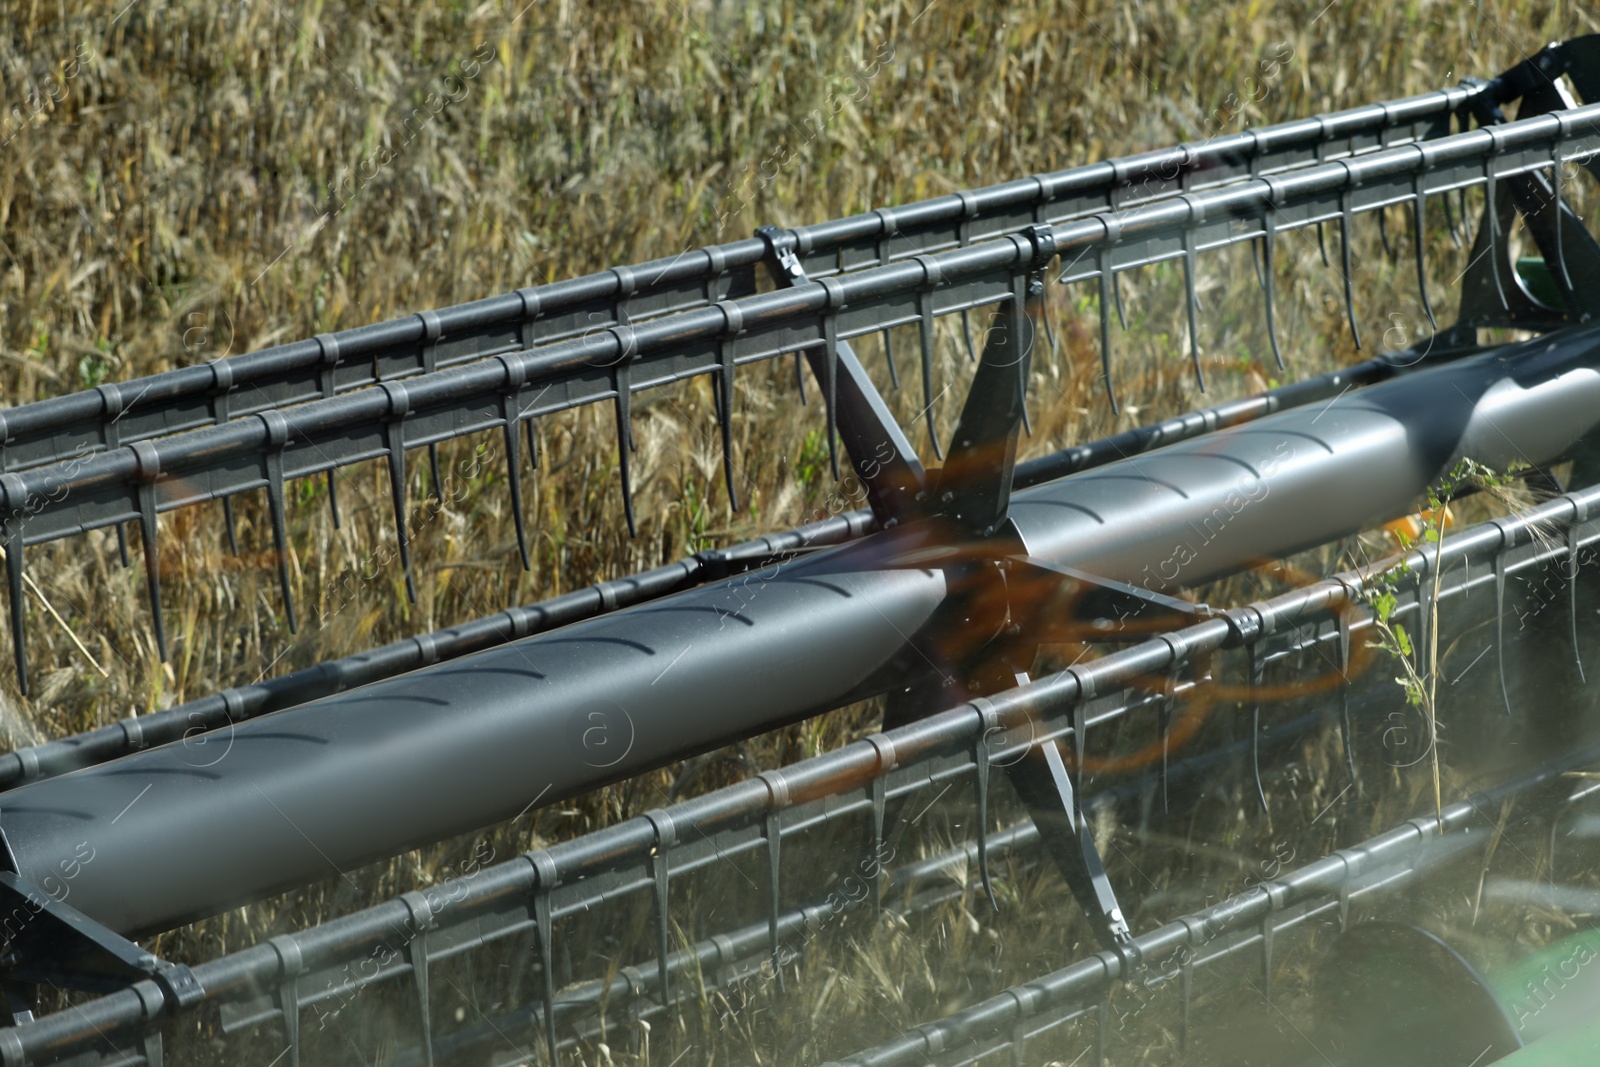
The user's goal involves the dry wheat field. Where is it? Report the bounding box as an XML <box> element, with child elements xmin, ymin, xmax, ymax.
<box><xmin>3</xmin><ymin>0</ymin><xmax>1599</xmax><ymax>1063</ymax></box>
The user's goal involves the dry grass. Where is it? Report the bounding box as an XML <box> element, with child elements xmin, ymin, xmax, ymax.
<box><xmin>4</xmin><ymin>0</ymin><xmax>1600</xmax><ymax>1062</ymax></box>
<box><xmin>2</xmin><ymin>0</ymin><xmax>1595</xmax><ymax>731</ymax></box>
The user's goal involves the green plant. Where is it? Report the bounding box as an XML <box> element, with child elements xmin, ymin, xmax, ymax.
<box><xmin>794</xmin><ymin>426</ymin><xmax>830</xmax><ymax>494</ymax></box>
<box><xmin>683</xmin><ymin>474</ymin><xmax>713</xmax><ymax>555</ymax></box>
<box><xmin>1360</xmin><ymin>457</ymin><xmax>1522</xmax><ymax>830</ymax></box>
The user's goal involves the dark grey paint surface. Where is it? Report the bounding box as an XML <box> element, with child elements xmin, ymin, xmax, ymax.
<box><xmin>1009</xmin><ymin>331</ymin><xmax>1600</xmax><ymax>584</ymax></box>
<box><xmin>7</xmin><ymin>326</ymin><xmax>1600</xmax><ymax>937</ymax></box>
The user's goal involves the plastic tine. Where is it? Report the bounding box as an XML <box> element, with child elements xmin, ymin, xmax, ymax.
<box><xmin>312</xmin><ymin>335</ymin><xmax>344</xmax><ymax>531</ymax></box>
<box><xmin>819</xmin><ymin>289</ymin><xmax>842</xmax><ymax>481</ymax></box>
<box><xmin>265</xmin><ymin>936</ymin><xmax>304</xmax><ymax>1067</ymax></box>
<box><xmin>794</xmin><ymin>351</ymin><xmax>809</xmax><ymax>404</ymax></box>
<box><xmin>1570</xmin><ymin>522</ymin><xmax>1587</xmax><ymax>683</ymax></box>
<box><xmin>972</xmin><ymin>717</ymin><xmax>999</xmax><ymax>912</ymax></box>
<box><xmin>1111</xmin><ymin>269</ymin><xmax>1128</xmax><ymax>331</ymax></box>
<box><xmin>1096</xmin><ymin>244</ymin><xmax>1119</xmax><ymax>414</ymax></box>
<box><xmin>645</xmin><ymin>811</ymin><xmax>674</xmax><ymax>1006</ymax></box>
<box><xmin>610</xmin><ymin>328</ymin><xmax>639</xmax><ymax>537</ymax></box>
<box><xmin>881</xmin><ymin>328</ymin><xmax>900</xmax><ymax>390</ymax></box>
<box><xmin>762</xmin><ymin>803</ymin><xmax>785</xmax><ymax>992</ymax></box>
<box><xmin>715</xmin><ymin>305</ymin><xmax>742</xmax><ymax>511</ymax></box>
<box><xmin>1250</xmin><ymin>236</ymin><xmax>1266</xmax><ymax>289</ymax></box>
<box><xmin>1377</xmin><ymin>207</ymin><xmax>1394</xmax><ymax>259</ymax></box>
<box><xmin>916</xmin><ymin>286</ymin><xmax>942</xmax><ymax>460</ymax></box>
<box><xmin>1411</xmin><ymin>174</ymin><xmax>1437</xmax><ymax>328</ymax></box>
<box><xmin>400</xmin><ymin>894</ymin><xmax>435</xmax><ymax>1067</ymax></box>
<box><xmin>960</xmin><ymin>308</ymin><xmax>978</xmax><ymax>363</ymax></box>
<box><xmin>506</xmin><ymin>416</ymin><xmax>532</xmax><ymax>572</ymax></box>
<box><xmin>873</xmin><ymin>214</ymin><xmax>901</xmax><ymax>390</ymax></box>
<box><xmin>96</xmin><ymin>385</ymin><xmax>134</xmax><ymax>570</ymax></box>
<box><xmin>1443</xmin><ymin>178</ymin><xmax>1463</xmax><ymax>247</ymax></box>
<box><xmin>759</xmin><ymin>769</ymin><xmax>792</xmax><ymax>972</ymax></box>
<box><xmin>1180</xmin><ymin>938</ymin><xmax>1195</xmax><ymax>1051</ymax></box>
<box><xmin>1</xmin><ymin>475</ymin><xmax>28</xmax><ymax>694</ymax></box>
<box><xmin>529</xmin><ymin>852</ymin><xmax>559</xmax><ymax>1067</ymax></box>
<box><xmin>1014</xmin><ymin>273</ymin><xmax>1035</xmax><ymax>439</ymax></box>
<box><xmin>380</xmin><ymin>383</ymin><xmax>418</xmax><ymax>603</ymax></box>
<box><xmin>1495</xmin><ymin>545</ymin><xmax>1513</xmax><ymax>716</ymax></box>
<box><xmin>1159</xmin><ymin>694</ymin><xmax>1170</xmax><ymax>815</ymax></box>
<box><xmin>1159</xmin><ymin>661</ymin><xmax>1180</xmax><ymax>814</ymax></box>
<box><xmin>221</xmin><ymin>497</ymin><xmax>240</xmax><ymax>556</ymax></box>
<box><xmin>868</xmin><ymin>770</ymin><xmax>888</xmax><ymax>919</ymax></box>
<box><xmin>1552</xmin><ymin>157</ymin><xmax>1573</xmax><ymax>292</ymax></box>
<box><xmin>325</xmin><ymin>471</ymin><xmax>342</xmax><ymax>530</ymax></box>
<box><xmin>258</xmin><ymin>413</ymin><xmax>299</xmax><ymax>633</ymax></box>
<box><xmin>1094</xmin><ymin>995</ymin><xmax>1108</xmax><ymax>1067</ymax></box>
<box><xmin>427</xmin><ymin>444</ymin><xmax>445</xmax><ymax>504</ymax></box>
<box><xmin>135</xmin><ymin>1023</ymin><xmax>161</xmax><ymax>1067</ymax></box>
<box><xmin>1262</xmin><ymin>223</ymin><xmax>1285</xmax><ymax>370</ymax></box>
<box><xmin>1039</xmin><ymin>274</ymin><xmax>1060</xmax><ymax>364</ymax></box>
<box><xmin>1072</xmin><ymin>700</ymin><xmax>1088</xmax><ymax>801</ymax></box>
<box><xmin>128</xmin><ymin>443</ymin><xmax>168</xmax><ymax>661</ymax></box>
<box><xmin>1316</xmin><ymin>220</ymin><xmax>1330</xmax><ymax>268</ymax></box>
<box><xmin>1337</xmin><ymin>609</ymin><xmax>1359</xmax><ymax>790</ymax></box>
<box><xmin>1339</xmin><ymin>188</ymin><xmax>1363</xmax><ymax>349</ymax></box>
<box><xmin>1261</xmin><ymin>910</ymin><xmax>1276</xmax><ymax>1003</ymax></box>
<box><xmin>495</xmin><ymin>356</ymin><xmax>533</xmax><ymax>571</ymax></box>
<box><xmin>417</xmin><ymin>310</ymin><xmax>446</xmax><ymax>506</ymax></box>
<box><xmin>1486</xmin><ymin>165</ymin><xmax>1510</xmax><ymax>312</ymax></box>
<box><xmin>1181</xmin><ymin>202</ymin><xmax>1207</xmax><ymax>392</ymax></box>
<box><xmin>208</xmin><ymin>362</ymin><xmax>241</xmax><ymax>554</ymax></box>
<box><xmin>1248</xmin><ymin>642</ymin><xmax>1267</xmax><ymax>815</ymax></box>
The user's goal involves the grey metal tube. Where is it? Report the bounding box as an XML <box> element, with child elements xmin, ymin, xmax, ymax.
<box><xmin>1009</xmin><ymin>329</ymin><xmax>1600</xmax><ymax>585</ymax></box>
<box><xmin>6</xmin><ymin>325</ymin><xmax>1600</xmax><ymax>938</ymax></box>
<box><xmin>9</xmin><ymin>561</ymin><xmax>952</xmax><ymax>936</ymax></box>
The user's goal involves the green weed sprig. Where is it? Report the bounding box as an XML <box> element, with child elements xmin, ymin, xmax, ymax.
<box><xmin>1361</xmin><ymin>458</ymin><xmax>1521</xmax><ymax>830</ymax></box>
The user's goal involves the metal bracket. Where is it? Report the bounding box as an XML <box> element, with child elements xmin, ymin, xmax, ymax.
<box><xmin>986</xmin><ymin>552</ymin><xmax>1205</xmax><ymax>952</ymax></box>
<box><xmin>756</xmin><ymin>221</ymin><xmax>1059</xmax><ymax>537</ymax></box>
<box><xmin>1459</xmin><ymin>40</ymin><xmax>1600</xmax><ymax>331</ymax></box>
<box><xmin>1483</xmin><ymin>34</ymin><xmax>1600</xmax><ymax>111</ymax></box>
<box><xmin>1563</xmin><ymin>33</ymin><xmax>1600</xmax><ymax>105</ymax></box>
<box><xmin>934</xmin><ymin>247</ymin><xmax>1049</xmax><ymax>538</ymax></box>
<box><xmin>879</xmin><ymin>540</ymin><xmax>1205</xmax><ymax>952</ymax></box>
<box><xmin>0</xmin><ymin>872</ymin><xmax>204</xmax><ymax>1006</ymax></box>
<box><xmin>756</xmin><ymin>226</ymin><xmax>929</xmax><ymax>527</ymax></box>
<box><xmin>1002</xmin><ymin>729</ymin><xmax>1134</xmax><ymax>951</ymax></box>
<box><xmin>1002</xmin><ymin>554</ymin><xmax>1214</xmax><ymax>644</ymax></box>
<box><xmin>879</xmin><ymin>523</ymin><xmax>1210</xmax><ymax>718</ymax></box>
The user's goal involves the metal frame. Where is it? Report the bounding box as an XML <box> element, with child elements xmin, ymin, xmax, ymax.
<box><xmin>7</xmin><ymin>477</ymin><xmax>1598</xmax><ymax>1066</ymax></box>
<box><xmin>0</xmin><ymin>80</ymin><xmax>1488</xmax><ymax>479</ymax></box>
<box><xmin>4</xmin><ymin>34</ymin><xmax>1600</xmax><ymax>1067</ymax></box>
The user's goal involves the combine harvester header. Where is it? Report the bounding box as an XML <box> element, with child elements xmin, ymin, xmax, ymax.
<box><xmin>2</xmin><ymin>34</ymin><xmax>1600</xmax><ymax>1067</ymax></box>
